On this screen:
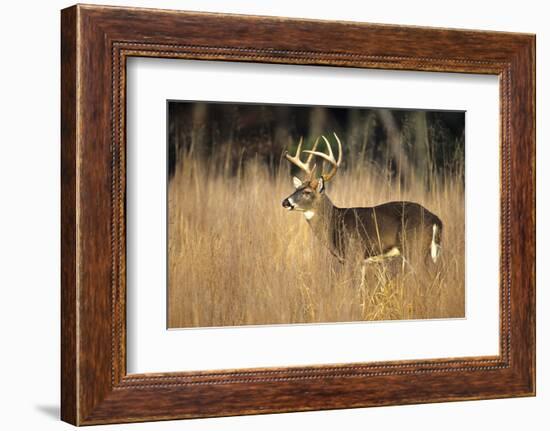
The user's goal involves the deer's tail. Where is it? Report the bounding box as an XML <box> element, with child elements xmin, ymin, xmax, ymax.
<box><xmin>430</xmin><ymin>221</ymin><xmax>443</xmax><ymax>263</ymax></box>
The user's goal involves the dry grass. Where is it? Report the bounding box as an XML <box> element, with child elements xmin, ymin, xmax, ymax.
<box><xmin>168</xmin><ymin>152</ymin><xmax>465</xmax><ymax>328</ymax></box>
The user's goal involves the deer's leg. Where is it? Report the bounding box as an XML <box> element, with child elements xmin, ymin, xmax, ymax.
<box><xmin>359</xmin><ymin>261</ymin><xmax>370</xmax><ymax>316</ymax></box>
<box><xmin>399</xmin><ymin>227</ymin><xmax>428</xmax><ymax>270</ymax></box>
<box><xmin>364</xmin><ymin>246</ymin><xmax>401</xmax><ymax>263</ymax></box>
<box><xmin>359</xmin><ymin>263</ymin><xmax>367</xmax><ymax>291</ymax></box>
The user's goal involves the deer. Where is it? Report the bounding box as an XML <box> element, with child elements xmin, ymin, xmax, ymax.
<box><xmin>281</xmin><ymin>133</ymin><xmax>443</xmax><ymax>282</ymax></box>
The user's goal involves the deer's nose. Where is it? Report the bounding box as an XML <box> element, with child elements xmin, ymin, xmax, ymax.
<box><xmin>282</xmin><ymin>199</ymin><xmax>292</xmax><ymax>209</ymax></box>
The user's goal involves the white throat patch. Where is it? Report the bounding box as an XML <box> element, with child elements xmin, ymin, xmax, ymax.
<box><xmin>304</xmin><ymin>210</ymin><xmax>315</xmax><ymax>220</ymax></box>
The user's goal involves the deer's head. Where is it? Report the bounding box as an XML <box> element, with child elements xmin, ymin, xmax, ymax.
<box><xmin>282</xmin><ymin>133</ymin><xmax>342</xmax><ymax>215</ymax></box>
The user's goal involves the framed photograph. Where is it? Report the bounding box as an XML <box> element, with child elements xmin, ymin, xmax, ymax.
<box><xmin>61</xmin><ymin>4</ymin><xmax>535</xmax><ymax>425</ymax></box>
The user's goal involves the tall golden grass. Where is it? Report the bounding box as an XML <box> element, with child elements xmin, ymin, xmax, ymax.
<box><xmin>168</xmin><ymin>150</ymin><xmax>465</xmax><ymax>328</ymax></box>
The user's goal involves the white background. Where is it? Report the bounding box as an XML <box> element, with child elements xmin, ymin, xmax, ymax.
<box><xmin>0</xmin><ymin>0</ymin><xmax>546</xmax><ymax>430</ymax></box>
<box><xmin>127</xmin><ymin>59</ymin><xmax>499</xmax><ymax>373</ymax></box>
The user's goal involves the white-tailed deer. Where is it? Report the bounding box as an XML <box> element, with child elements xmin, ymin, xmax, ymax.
<box><xmin>282</xmin><ymin>133</ymin><xmax>443</xmax><ymax>271</ymax></box>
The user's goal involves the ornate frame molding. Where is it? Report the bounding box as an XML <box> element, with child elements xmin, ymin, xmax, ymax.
<box><xmin>61</xmin><ymin>5</ymin><xmax>535</xmax><ymax>425</ymax></box>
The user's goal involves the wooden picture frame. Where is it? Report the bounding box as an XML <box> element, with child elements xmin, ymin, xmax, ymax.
<box><xmin>61</xmin><ymin>4</ymin><xmax>535</xmax><ymax>425</ymax></box>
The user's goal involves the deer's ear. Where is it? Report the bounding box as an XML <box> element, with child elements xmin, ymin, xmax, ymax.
<box><xmin>292</xmin><ymin>176</ymin><xmax>303</xmax><ymax>189</ymax></box>
<box><xmin>317</xmin><ymin>177</ymin><xmax>325</xmax><ymax>193</ymax></box>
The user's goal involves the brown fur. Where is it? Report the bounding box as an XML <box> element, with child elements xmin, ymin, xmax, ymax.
<box><xmin>283</xmin><ymin>180</ymin><xmax>443</xmax><ymax>265</ymax></box>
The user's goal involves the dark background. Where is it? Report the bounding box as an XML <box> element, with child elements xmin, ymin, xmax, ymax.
<box><xmin>168</xmin><ymin>101</ymin><xmax>465</xmax><ymax>188</ymax></box>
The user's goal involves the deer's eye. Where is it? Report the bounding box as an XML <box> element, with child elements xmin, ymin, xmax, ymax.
<box><xmin>303</xmin><ymin>190</ymin><xmax>312</xmax><ymax>196</ymax></box>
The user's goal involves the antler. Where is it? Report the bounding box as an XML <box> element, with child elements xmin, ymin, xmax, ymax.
<box><xmin>303</xmin><ymin>133</ymin><xmax>343</xmax><ymax>182</ymax></box>
<box><xmin>284</xmin><ymin>137</ymin><xmax>320</xmax><ymax>178</ymax></box>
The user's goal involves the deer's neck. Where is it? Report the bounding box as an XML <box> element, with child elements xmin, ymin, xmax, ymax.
<box><xmin>304</xmin><ymin>195</ymin><xmax>338</xmax><ymax>251</ymax></box>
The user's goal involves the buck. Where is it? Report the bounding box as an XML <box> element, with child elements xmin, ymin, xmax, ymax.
<box><xmin>281</xmin><ymin>133</ymin><xmax>443</xmax><ymax>271</ymax></box>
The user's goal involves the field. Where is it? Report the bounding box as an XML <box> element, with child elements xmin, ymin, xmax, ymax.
<box><xmin>167</xmin><ymin>148</ymin><xmax>465</xmax><ymax>328</ymax></box>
